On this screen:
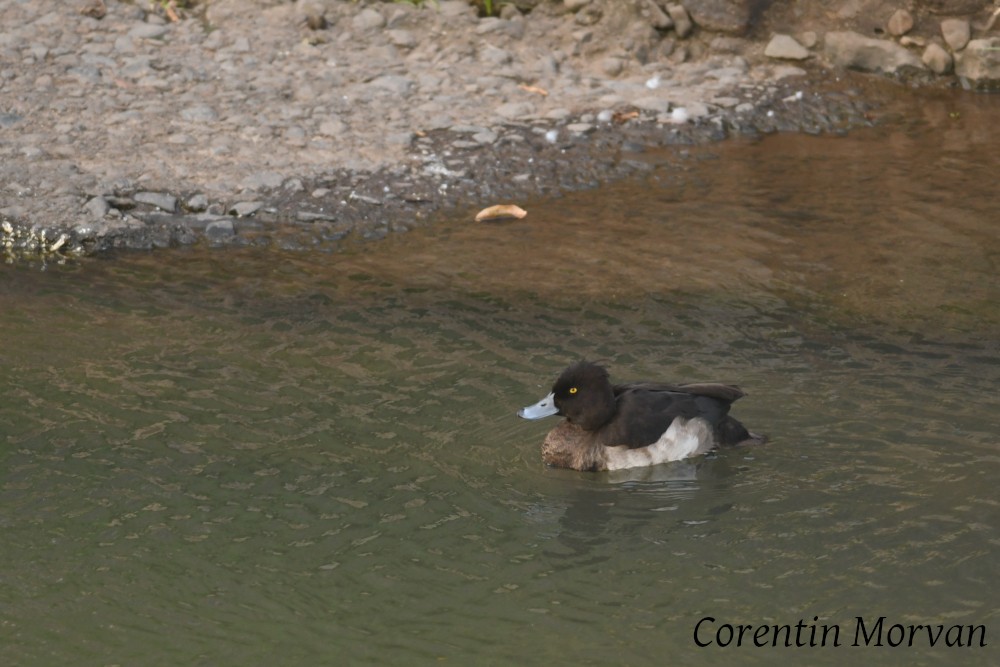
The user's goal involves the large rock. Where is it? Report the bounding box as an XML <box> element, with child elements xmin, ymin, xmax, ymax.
<box><xmin>940</xmin><ymin>18</ymin><xmax>970</xmax><ymax>52</ymax></box>
<box><xmin>686</xmin><ymin>0</ymin><xmax>750</xmax><ymax>35</ymax></box>
<box><xmin>765</xmin><ymin>34</ymin><xmax>810</xmax><ymax>60</ymax></box>
<box><xmin>955</xmin><ymin>38</ymin><xmax>1000</xmax><ymax>87</ymax></box>
<box><xmin>922</xmin><ymin>42</ymin><xmax>952</xmax><ymax>74</ymax></box>
<box><xmin>823</xmin><ymin>30</ymin><xmax>924</xmax><ymax>73</ymax></box>
<box><xmin>887</xmin><ymin>9</ymin><xmax>914</xmax><ymax>37</ymax></box>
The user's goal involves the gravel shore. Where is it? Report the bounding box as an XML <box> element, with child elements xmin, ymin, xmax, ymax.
<box><xmin>1</xmin><ymin>0</ymin><xmax>993</xmax><ymax>258</ymax></box>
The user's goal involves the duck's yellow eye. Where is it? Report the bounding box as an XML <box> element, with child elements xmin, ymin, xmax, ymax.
<box><xmin>569</xmin><ymin>387</ymin><xmax>578</xmax><ymax>394</ymax></box>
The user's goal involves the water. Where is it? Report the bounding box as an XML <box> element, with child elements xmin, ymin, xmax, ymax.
<box><xmin>2</xmin><ymin>96</ymin><xmax>998</xmax><ymax>666</ymax></box>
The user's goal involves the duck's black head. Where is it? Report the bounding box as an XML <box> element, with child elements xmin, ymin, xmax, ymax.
<box><xmin>548</xmin><ymin>361</ymin><xmax>617</xmax><ymax>431</ymax></box>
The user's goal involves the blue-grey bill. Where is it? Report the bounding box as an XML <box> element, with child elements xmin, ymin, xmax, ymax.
<box><xmin>518</xmin><ymin>392</ymin><xmax>558</xmax><ymax>420</ymax></box>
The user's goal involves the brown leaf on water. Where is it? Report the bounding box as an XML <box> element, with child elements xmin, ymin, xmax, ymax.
<box><xmin>474</xmin><ymin>205</ymin><xmax>527</xmax><ymax>222</ymax></box>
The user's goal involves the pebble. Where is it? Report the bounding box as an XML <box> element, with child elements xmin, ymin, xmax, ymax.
<box><xmin>84</xmin><ymin>196</ymin><xmax>110</xmax><ymax>219</ymax></box>
<box><xmin>134</xmin><ymin>191</ymin><xmax>178</xmax><ymax>212</ymax></box>
<box><xmin>940</xmin><ymin>19</ymin><xmax>970</xmax><ymax>52</ymax></box>
<box><xmin>229</xmin><ymin>201</ymin><xmax>264</xmax><ymax>217</ymax></box>
<box><xmin>765</xmin><ymin>35</ymin><xmax>810</xmax><ymax>61</ymax></box>
<box><xmin>352</xmin><ymin>8</ymin><xmax>386</xmax><ymax>32</ymax></box>
<box><xmin>922</xmin><ymin>43</ymin><xmax>953</xmax><ymax>75</ymax></box>
<box><xmin>206</xmin><ymin>219</ymin><xmax>236</xmax><ymax>238</ymax></box>
<box><xmin>667</xmin><ymin>4</ymin><xmax>693</xmax><ymax>39</ymax></box>
<box><xmin>887</xmin><ymin>10</ymin><xmax>914</xmax><ymax>37</ymax></box>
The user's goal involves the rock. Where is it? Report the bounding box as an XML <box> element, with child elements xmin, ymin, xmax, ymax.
<box><xmin>242</xmin><ymin>171</ymin><xmax>284</xmax><ymax>190</ymax></box>
<box><xmin>955</xmin><ymin>38</ymin><xmax>1000</xmax><ymax>86</ymax></box>
<box><xmin>601</xmin><ymin>55</ymin><xmax>625</xmax><ymax>76</ymax></box>
<box><xmin>564</xmin><ymin>0</ymin><xmax>590</xmax><ymax>11</ymax></box>
<box><xmin>128</xmin><ymin>23</ymin><xmax>169</xmax><ymax>40</ymax></box>
<box><xmin>823</xmin><ymin>30</ymin><xmax>924</xmax><ymax>73</ymax></box>
<box><xmin>472</xmin><ymin>129</ymin><xmax>498</xmax><ymax>144</ymax></box>
<box><xmin>369</xmin><ymin>75</ymin><xmax>414</xmax><ymax>97</ymax></box>
<box><xmin>228</xmin><ymin>201</ymin><xmax>263</xmax><ymax>217</ymax></box>
<box><xmin>181</xmin><ymin>105</ymin><xmax>218</xmax><ymax>122</ymax></box>
<box><xmin>940</xmin><ymin>19</ymin><xmax>970</xmax><ymax>52</ymax></box>
<box><xmin>387</xmin><ymin>131</ymin><xmax>415</xmax><ymax>146</ymax></box>
<box><xmin>206</xmin><ymin>219</ymin><xmax>236</xmax><ymax>238</ymax></box>
<box><xmin>499</xmin><ymin>4</ymin><xmax>522</xmax><ymax>20</ymax></box>
<box><xmin>318</xmin><ymin>119</ymin><xmax>347</xmax><ymax>136</ymax></box>
<box><xmin>800</xmin><ymin>31</ymin><xmax>818</xmax><ymax>48</ymax></box>
<box><xmin>686</xmin><ymin>0</ymin><xmax>751</xmax><ymax>35</ymax></box>
<box><xmin>388</xmin><ymin>29</ymin><xmax>417</xmax><ymax>49</ymax></box>
<box><xmin>495</xmin><ymin>102</ymin><xmax>535</xmax><ymax>119</ymax></box>
<box><xmin>351</xmin><ymin>8</ymin><xmax>385</xmax><ymax>32</ymax></box>
<box><xmin>437</xmin><ymin>0</ymin><xmax>475</xmax><ymax>17</ymax></box>
<box><xmin>666</xmin><ymin>4</ymin><xmax>693</xmax><ymax>38</ymax></box>
<box><xmin>644</xmin><ymin>0</ymin><xmax>673</xmax><ymax>30</ymax></box>
<box><xmin>134</xmin><ymin>191</ymin><xmax>177</xmax><ymax>212</ymax></box>
<box><xmin>765</xmin><ymin>34</ymin><xmax>810</xmax><ymax>60</ymax></box>
<box><xmin>633</xmin><ymin>96</ymin><xmax>672</xmax><ymax>113</ymax></box>
<box><xmin>185</xmin><ymin>194</ymin><xmax>209</xmax><ymax>212</ymax></box>
<box><xmin>887</xmin><ymin>9</ymin><xmax>914</xmax><ymax>37</ymax></box>
<box><xmin>84</xmin><ymin>195</ymin><xmax>110</xmax><ymax>218</ymax></box>
<box><xmin>0</xmin><ymin>112</ymin><xmax>22</xmax><ymax>128</ymax></box>
<box><xmin>479</xmin><ymin>43</ymin><xmax>513</xmax><ymax>66</ymax></box>
<box><xmin>922</xmin><ymin>42</ymin><xmax>952</xmax><ymax>74</ymax></box>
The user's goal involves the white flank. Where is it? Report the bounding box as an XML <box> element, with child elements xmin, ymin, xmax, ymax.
<box><xmin>604</xmin><ymin>418</ymin><xmax>713</xmax><ymax>471</ymax></box>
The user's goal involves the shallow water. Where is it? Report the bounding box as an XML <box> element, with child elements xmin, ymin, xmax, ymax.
<box><xmin>2</xmin><ymin>94</ymin><xmax>999</xmax><ymax>666</ymax></box>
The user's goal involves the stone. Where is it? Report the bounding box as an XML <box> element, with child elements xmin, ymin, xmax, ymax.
<box><xmin>388</xmin><ymin>29</ymin><xmax>417</xmax><ymax>49</ymax></box>
<box><xmin>134</xmin><ymin>191</ymin><xmax>177</xmax><ymax>212</ymax></box>
<box><xmin>437</xmin><ymin>0</ymin><xmax>475</xmax><ymax>17</ymax></box>
<box><xmin>387</xmin><ymin>131</ymin><xmax>415</xmax><ymax>145</ymax></box>
<box><xmin>601</xmin><ymin>55</ymin><xmax>625</xmax><ymax>76</ymax></box>
<box><xmin>351</xmin><ymin>8</ymin><xmax>385</xmax><ymax>32</ymax></box>
<box><xmin>181</xmin><ymin>105</ymin><xmax>218</xmax><ymax>122</ymax></box>
<box><xmin>955</xmin><ymin>38</ymin><xmax>1000</xmax><ymax>86</ymax></box>
<box><xmin>644</xmin><ymin>0</ymin><xmax>673</xmax><ymax>30</ymax></box>
<box><xmin>922</xmin><ymin>42</ymin><xmax>952</xmax><ymax>74</ymax></box>
<box><xmin>940</xmin><ymin>19</ymin><xmax>970</xmax><ymax>52</ymax></box>
<box><xmin>128</xmin><ymin>23</ymin><xmax>169</xmax><ymax>40</ymax></box>
<box><xmin>472</xmin><ymin>129</ymin><xmax>498</xmax><ymax>144</ymax></box>
<box><xmin>633</xmin><ymin>96</ymin><xmax>672</xmax><ymax>113</ymax></box>
<box><xmin>564</xmin><ymin>0</ymin><xmax>591</xmax><ymax>11</ymax></box>
<box><xmin>887</xmin><ymin>9</ymin><xmax>914</xmax><ymax>37</ymax></box>
<box><xmin>765</xmin><ymin>34</ymin><xmax>810</xmax><ymax>60</ymax></box>
<box><xmin>495</xmin><ymin>102</ymin><xmax>535</xmax><ymax>119</ymax></box>
<box><xmin>369</xmin><ymin>75</ymin><xmax>414</xmax><ymax>96</ymax></box>
<box><xmin>242</xmin><ymin>171</ymin><xmax>284</xmax><ymax>190</ymax></box>
<box><xmin>666</xmin><ymin>4</ymin><xmax>693</xmax><ymax>38</ymax></box>
<box><xmin>686</xmin><ymin>0</ymin><xmax>751</xmax><ymax>35</ymax></box>
<box><xmin>185</xmin><ymin>194</ymin><xmax>209</xmax><ymax>212</ymax></box>
<box><xmin>823</xmin><ymin>30</ymin><xmax>924</xmax><ymax>73</ymax></box>
<box><xmin>318</xmin><ymin>119</ymin><xmax>347</xmax><ymax>136</ymax></box>
<box><xmin>205</xmin><ymin>219</ymin><xmax>236</xmax><ymax>238</ymax></box>
<box><xmin>84</xmin><ymin>195</ymin><xmax>110</xmax><ymax>218</ymax></box>
<box><xmin>228</xmin><ymin>201</ymin><xmax>263</xmax><ymax>217</ymax></box>
<box><xmin>479</xmin><ymin>44</ymin><xmax>512</xmax><ymax>66</ymax></box>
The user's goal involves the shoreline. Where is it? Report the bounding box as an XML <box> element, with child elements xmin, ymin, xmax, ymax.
<box><xmin>1</xmin><ymin>0</ymin><xmax>995</xmax><ymax>260</ymax></box>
